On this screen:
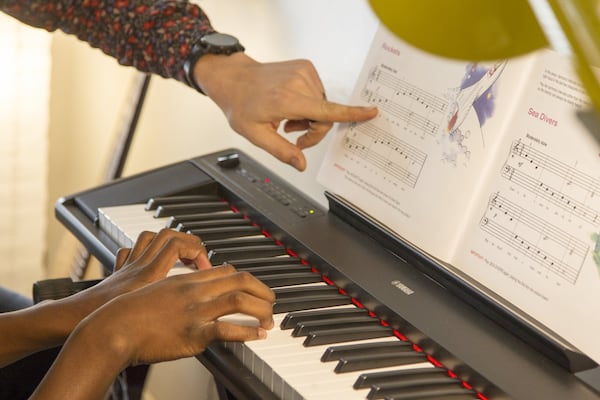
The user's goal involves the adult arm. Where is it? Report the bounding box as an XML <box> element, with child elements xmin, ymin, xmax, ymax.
<box><xmin>0</xmin><ymin>0</ymin><xmax>212</xmax><ymax>82</ymax></box>
<box><xmin>0</xmin><ymin>0</ymin><xmax>377</xmax><ymax>170</ymax></box>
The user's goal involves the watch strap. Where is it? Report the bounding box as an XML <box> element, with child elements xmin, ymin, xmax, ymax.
<box><xmin>183</xmin><ymin>33</ymin><xmax>245</xmax><ymax>94</ymax></box>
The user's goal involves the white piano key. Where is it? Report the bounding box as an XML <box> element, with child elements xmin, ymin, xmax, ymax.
<box><xmin>99</xmin><ymin>204</ymin><xmax>169</xmax><ymax>247</ymax></box>
<box><xmin>218</xmin><ymin>313</ymin><xmax>260</xmax><ymax>327</ymax></box>
<box><xmin>237</xmin><ymin>310</ymin><xmax>432</xmax><ymax>399</ymax></box>
<box><xmin>166</xmin><ymin>265</ymin><xmax>196</xmax><ymax>276</ymax></box>
<box><xmin>244</xmin><ymin>315</ymin><xmax>434</xmax><ymax>400</ymax></box>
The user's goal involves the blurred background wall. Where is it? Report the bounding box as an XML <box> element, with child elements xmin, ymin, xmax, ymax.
<box><xmin>0</xmin><ymin>13</ymin><xmax>51</xmax><ymax>295</ymax></box>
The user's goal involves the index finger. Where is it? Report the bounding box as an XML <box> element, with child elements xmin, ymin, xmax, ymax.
<box><xmin>193</xmin><ymin>269</ymin><xmax>276</xmax><ymax>304</ymax></box>
<box><xmin>290</xmin><ymin>96</ymin><xmax>378</xmax><ymax>124</ymax></box>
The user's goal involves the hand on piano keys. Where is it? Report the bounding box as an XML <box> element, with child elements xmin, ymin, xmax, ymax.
<box><xmin>95</xmin><ymin>228</ymin><xmax>277</xmax><ymax>344</ymax></box>
<box><xmin>107</xmin><ymin>228</ymin><xmax>276</xmax><ymax>341</ymax></box>
<box><xmin>33</xmin><ymin>228</ymin><xmax>277</xmax><ymax>399</ymax></box>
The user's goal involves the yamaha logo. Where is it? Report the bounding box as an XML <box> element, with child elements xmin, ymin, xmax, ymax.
<box><xmin>391</xmin><ymin>280</ymin><xmax>414</xmax><ymax>295</ymax></box>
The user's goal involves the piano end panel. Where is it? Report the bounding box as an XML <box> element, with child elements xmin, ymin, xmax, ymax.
<box><xmin>198</xmin><ymin>344</ymin><xmax>280</xmax><ymax>400</ymax></box>
<box><xmin>55</xmin><ymin>197</ymin><xmax>120</xmax><ymax>271</ymax></box>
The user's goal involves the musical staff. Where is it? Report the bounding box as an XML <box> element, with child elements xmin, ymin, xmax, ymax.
<box><xmin>361</xmin><ymin>66</ymin><xmax>447</xmax><ymax>138</ymax></box>
<box><xmin>368</xmin><ymin>66</ymin><xmax>448</xmax><ymax>113</ymax></box>
<box><xmin>339</xmin><ymin>65</ymin><xmax>451</xmax><ymax>188</ymax></box>
<box><xmin>502</xmin><ymin>140</ymin><xmax>600</xmax><ymax>225</ymax></box>
<box><xmin>510</xmin><ymin>141</ymin><xmax>600</xmax><ymax>195</ymax></box>
<box><xmin>501</xmin><ymin>165</ymin><xmax>600</xmax><ymax>225</ymax></box>
<box><xmin>480</xmin><ymin>193</ymin><xmax>588</xmax><ymax>284</ymax></box>
<box><xmin>344</xmin><ymin>123</ymin><xmax>426</xmax><ymax>188</ymax></box>
<box><xmin>362</xmin><ymin>90</ymin><xmax>440</xmax><ymax>136</ymax></box>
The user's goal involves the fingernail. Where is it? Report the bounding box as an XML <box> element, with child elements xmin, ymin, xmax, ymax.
<box><xmin>258</xmin><ymin>328</ymin><xmax>268</xmax><ymax>340</ymax></box>
<box><xmin>291</xmin><ymin>157</ymin><xmax>304</xmax><ymax>171</ymax></box>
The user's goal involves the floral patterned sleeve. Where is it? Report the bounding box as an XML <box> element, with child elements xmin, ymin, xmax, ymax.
<box><xmin>0</xmin><ymin>0</ymin><xmax>214</xmax><ymax>83</ymax></box>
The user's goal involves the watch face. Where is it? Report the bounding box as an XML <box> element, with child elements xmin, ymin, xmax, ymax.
<box><xmin>202</xmin><ymin>33</ymin><xmax>239</xmax><ymax>47</ymax></box>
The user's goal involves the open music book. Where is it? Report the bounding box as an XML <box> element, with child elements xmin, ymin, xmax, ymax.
<box><xmin>318</xmin><ymin>25</ymin><xmax>600</xmax><ymax>364</ymax></box>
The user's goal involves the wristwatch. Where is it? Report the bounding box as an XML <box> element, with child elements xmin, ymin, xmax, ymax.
<box><xmin>183</xmin><ymin>32</ymin><xmax>245</xmax><ymax>94</ymax></box>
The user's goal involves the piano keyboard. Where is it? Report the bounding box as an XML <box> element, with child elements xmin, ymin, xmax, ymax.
<box><xmin>98</xmin><ymin>195</ymin><xmax>482</xmax><ymax>400</ymax></box>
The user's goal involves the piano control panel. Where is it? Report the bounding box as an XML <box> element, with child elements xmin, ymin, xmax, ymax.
<box><xmin>200</xmin><ymin>151</ymin><xmax>324</xmax><ymax>221</ymax></box>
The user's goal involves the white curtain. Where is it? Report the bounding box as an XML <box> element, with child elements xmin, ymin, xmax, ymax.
<box><xmin>0</xmin><ymin>14</ymin><xmax>51</xmax><ymax>295</ymax></box>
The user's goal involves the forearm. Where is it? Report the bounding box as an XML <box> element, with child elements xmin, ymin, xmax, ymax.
<box><xmin>0</xmin><ymin>286</ymin><xmax>113</xmax><ymax>367</ymax></box>
<box><xmin>0</xmin><ymin>0</ymin><xmax>213</xmax><ymax>82</ymax></box>
<box><xmin>0</xmin><ymin>302</ymin><xmax>70</xmax><ymax>367</ymax></box>
<box><xmin>192</xmin><ymin>52</ymin><xmax>258</xmax><ymax>106</ymax></box>
<box><xmin>30</xmin><ymin>313</ymin><xmax>129</xmax><ymax>400</ymax></box>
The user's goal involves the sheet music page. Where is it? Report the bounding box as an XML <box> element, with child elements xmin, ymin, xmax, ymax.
<box><xmin>318</xmin><ymin>25</ymin><xmax>532</xmax><ymax>261</ymax></box>
<box><xmin>319</xmin><ymin>24</ymin><xmax>600</xmax><ymax>362</ymax></box>
<box><xmin>453</xmin><ymin>49</ymin><xmax>600</xmax><ymax>362</ymax></box>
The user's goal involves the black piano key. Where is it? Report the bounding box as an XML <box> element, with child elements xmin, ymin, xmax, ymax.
<box><xmin>203</xmin><ymin>236</ymin><xmax>275</xmax><ymax>250</ymax></box>
<box><xmin>354</xmin><ymin>367</ymin><xmax>447</xmax><ymax>389</ymax></box>
<box><xmin>272</xmin><ymin>286</ymin><xmax>350</xmax><ymax>313</ymax></box>
<box><xmin>371</xmin><ymin>383</ymin><xmax>474</xmax><ymax>400</ymax></box>
<box><xmin>229</xmin><ymin>256</ymin><xmax>303</xmax><ymax>268</ymax></box>
<box><xmin>232</xmin><ymin>263</ymin><xmax>311</xmax><ymax>275</ymax></box>
<box><xmin>273</xmin><ymin>284</ymin><xmax>349</xmax><ymax>302</ymax></box>
<box><xmin>272</xmin><ymin>283</ymin><xmax>340</xmax><ymax>298</ymax></box>
<box><xmin>273</xmin><ymin>285</ymin><xmax>340</xmax><ymax>299</ymax></box>
<box><xmin>322</xmin><ymin>340</ymin><xmax>413</xmax><ymax>362</ymax></box>
<box><xmin>259</xmin><ymin>272</ymin><xmax>324</xmax><ymax>288</ymax></box>
<box><xmin>366</xmin><ymin>375</ymin><xmax>460</xmax><ymax>397</ymax></box>
<box><xmin>187</xmin><ymin>226</ymin><xmax>262</xmax><ymax>240</ymax></box>
<box><xmin>154</xmin><ymin>201</ymin><xmax>230</xmax><ymax>217</ymax></box>
<box><xmin>303</xmin><ymin>325</ymin><xmax>393</xmax><ymax>347</ymax></box>
<box><xmin>145</xmin><ymin>194</ymin><xmax>221</xmax><ymax>210</ymax></box>
<box><xmin>176</xmin><ymin>218</ymin><xmax>251</xmax><ymax>232</ymax></box>
<box><xmin>165</xmin><ymin>210</ymin><xmax>241</xmax><ymax>228</ymax></box>
<box><xmin>395</xmin><ymin>395</ymin><xmax>478</xmax><ymax>400</ymax></box>
<box><xmin>273</xmin><ymin>294</ymin><xmax>351</xmax><ymax>313</ymax></box>
<box><xmin>336</xmin><ymin>352</ymin><xmax>428</xmax><ymax>373</ymax></box>
<box><xmin>208</xmin><ymin>245</ymin><xmax>288</xmax><ymax>265</ymax></box>
<box><xmin>292</xmin><ymin>317</ymin><xmax>381</xmax><ymax>337</ymax></box>
<box><xmin>281</xmin><ymin>307</ymin><xmax>370</xmax><ymax>330</ymax></box>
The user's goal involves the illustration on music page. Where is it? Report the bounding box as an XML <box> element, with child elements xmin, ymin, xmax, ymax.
<box><xmin>447</xmin><ymin>62</ymin><xmax>506</xmax><ymax>132</ymax></box>
<box><xmin>443</xmin><ymin>61</ymin><xmax>506</xmax><ymax>163</ymax></box>
<box><xmin>591</xmin><ymin>233</ymin><xmax>600</xmax><ymax>274</ymax></box>
<box><xmin>591</xmin><ymin>232</ymin><xmax>600</xmax><ymax>275</ymax></box>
